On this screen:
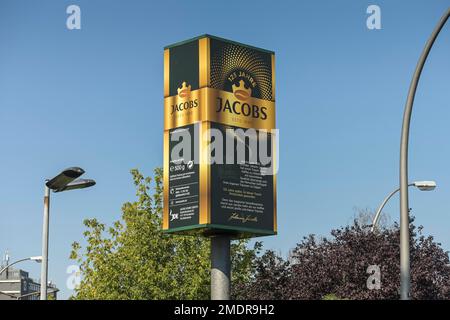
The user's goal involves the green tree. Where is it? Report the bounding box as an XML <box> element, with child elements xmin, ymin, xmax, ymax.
<box><xmin>70</xmin><ymin>168</ymin><xmax>260</xmax><ymax>300</ymax></box>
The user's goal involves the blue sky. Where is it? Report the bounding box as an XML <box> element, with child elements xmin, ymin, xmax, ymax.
<box><xmin>0</xmin><ymin>0</ymin><xmax>449</xmax><ymax>299</ymax></box>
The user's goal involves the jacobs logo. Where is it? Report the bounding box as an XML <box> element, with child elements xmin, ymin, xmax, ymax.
<box><xmin>216</xmin><ymin>78</ymin><xmax>268</xmax><ymax>120</ymax></box>
<box><xmin>232</xmin><ymin>80</ymin><xmax>251</xmax><ymax>101</ymax></box>
<box><xmin>170</xmin><ymin>81</ymin><xmax>199</xmax><ymax>115</ymax></box>
<box><xmin>177</xmin><ymin>81</ymin><xmax>191</xmax><ymax>98</ymax></box>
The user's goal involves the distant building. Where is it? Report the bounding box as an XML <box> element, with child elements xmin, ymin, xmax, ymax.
<box><xmin>0</xmin><ymin>267</ymin><xmax>58</xmax><ymax>300</ymax></box>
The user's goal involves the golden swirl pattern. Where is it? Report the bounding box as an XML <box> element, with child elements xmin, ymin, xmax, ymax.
<box><xmin>210</xmin><ymin>41</ymin><xmax>273</xmax><ymax>101</ymax></box>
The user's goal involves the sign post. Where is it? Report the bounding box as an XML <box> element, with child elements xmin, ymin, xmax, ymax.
<box><xmin>211</xmin><ymin>235</ymin><xmax>231</xmax><ymax>300</ymax></box>
<box><xmin>163</xmin><ymin>35</ymin><xmax>277</xmax><ymax>299</ymax></box>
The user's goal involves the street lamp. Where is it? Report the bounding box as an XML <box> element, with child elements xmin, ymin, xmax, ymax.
<box><xmin>371</xmin><ymin>181</ymin><xmax>436</xmax><ymax>232</ymax></box>
<box><xmin>40</xmin><ymin>167</ymin><xmax>95</xmax><ymax>300</ymax></box>
<box><xmin>0</xmin><ymin>255</ymin><xmax>42</xmax><ymax>299</ymax></box>
<box><xmin>0</xmin><ymin>256</ymin><xmax>42</xmax><ymax>275</ymax></box>
<box><xmin>399</xmin><ymin>8</ymin><xmax>450</xmax><ymax>300</ymax></box>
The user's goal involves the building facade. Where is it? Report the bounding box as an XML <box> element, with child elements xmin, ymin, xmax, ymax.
<box><xmin>0</xmin><ymin>267</ymin><xmax>58</xmax><ymax>300</ymax></box>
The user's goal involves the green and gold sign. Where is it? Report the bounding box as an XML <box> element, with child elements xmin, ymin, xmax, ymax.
<box><xmin>163</xmin><ymin>34</ymin><xmax>277</xmax><ymax>238</ymax></box>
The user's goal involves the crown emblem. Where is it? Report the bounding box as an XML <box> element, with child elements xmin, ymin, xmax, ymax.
<box><xmin>177</xmin><ymin>81</ymin><xmax>191</xmax><ymax>98</ymax></box>
<box><xmin>232</xmin><ymin>80</ymin><xmax>252</xmax><ymax>101</ymax></box>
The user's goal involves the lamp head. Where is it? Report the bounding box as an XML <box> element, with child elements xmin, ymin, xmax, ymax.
<box><xmin>413</xmin><ymin>181</ymin><xmax>437</xmax><ymax>191</ymax></box>
<box><xmin>54</xmin><ymin>179</ymin><xmax>96</xmax><ymax>193</ymax></box>
<box><xmin>46</xmin><ymin>167</ymin><xmax>85</xmax><ymax>191</ymax></box>
<box><xmin>30</xmin><ymin>256</ymin><xmax>43</xmax><ymax>263</ymax></box>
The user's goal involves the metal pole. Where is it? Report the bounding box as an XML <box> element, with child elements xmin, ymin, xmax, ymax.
<box><xmin>40</xmin><ymin>184</ymin><xmax>50</xmax><ymax>300</ymax></box>
<box><xmin>399</xmin><ymin>8</ymin><xmax>450</xmax><ymax>300</ymax></box>
<box><xmin>211</xmin><ymin>235</ymin><xmax>230</xmax><ymax>300</ymax></box>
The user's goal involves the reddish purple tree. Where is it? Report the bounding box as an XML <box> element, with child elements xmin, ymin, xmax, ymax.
<box><xmin>234</xmin><ymin>219</ymin><xmax>450</xmax><ymax>300</ymax></box>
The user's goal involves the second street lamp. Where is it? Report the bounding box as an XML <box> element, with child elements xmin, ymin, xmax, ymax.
<box><xmin>40</xmin><ymin>167</ymin><xmax>96</xmax><ymax>300</ymax></box>
<box><xmin>0</xmin><ymin>256</ymin><xmax>42</xmax><ymax>276</ymax></box>
<box><xmin>399</xmin><ymin>8</ymin><xmax>450</xmax><ymax>300</ymax></box>
<box><xmin>371</xmin><ymin>181</ymin><xmax>437</xmax><ymax>232</ymax></box>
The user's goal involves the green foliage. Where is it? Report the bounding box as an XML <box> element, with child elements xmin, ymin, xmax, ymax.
<box><xmin>322</xmin><ymin>294</ymin><xmax>340</xmax><ymax>300</ymax></box>
<box><xmin>322</xmin><ymin>294</ymin><xmax>347</xmax><ymax>300</ymax></box>
<box><xmin>70</xmin><ymin>168</ymin><xmax>259</xmax><ymax>300</ymax></box>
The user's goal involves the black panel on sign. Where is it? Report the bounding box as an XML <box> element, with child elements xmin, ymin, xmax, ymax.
<box><xmin>210</xmin><ymin>123</ymin><xmax>274</xmax><ymax>232</ymax></box>
<box><xmin>169</xmin><ymin>41</ymin><xmax>199</xmax><ymax>97</ymax></box>
<box><xmin>168</xmin><ymin>124</ymin><xmax>200</xmax><ymax>229</ymax></box>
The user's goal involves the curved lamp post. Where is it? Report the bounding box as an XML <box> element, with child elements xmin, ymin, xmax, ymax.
<box><xmin>40</xmin><ymin>167</ymin><xmax>95</xmax><ymax>300</ymax></box>
<box><xmin>371</xmin><ymin>181</ymin><xmax>436</xmax><ymax>232</ymax></box>
<box><xmin>0</xmin><ymin>256</ymin><xmax>42</xmax><ymax>275</ymax></box>
<box><xmin>399</xmin><ymin>8</ymin><xmax>450</xmax><ymax>300</ymax></box>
